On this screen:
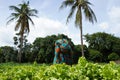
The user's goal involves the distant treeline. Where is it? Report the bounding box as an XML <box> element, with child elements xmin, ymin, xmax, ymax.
<box><xmin>0</xmin><ymin>32</ymin><xmax>120</xmax><ymax>63</ymax></box>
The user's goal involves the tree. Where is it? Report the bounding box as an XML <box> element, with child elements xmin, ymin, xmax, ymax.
<box><xmin>32</xmin><ymin>34</ymin><xmax>74</xmax><ymax>63</ymax></box>
<box><xmin>32</xmin><ymin>37</ymin><xmax>55</xmax><ymax>63</ymax></box>
<box><xmin>7</xmin><ymin>1</ymin><xmax>38</xmax><ymax>62</ymax></box>
<box><xmin>85</xmin><ymin>32</ymin><xmax>120</xmax><ymax>62</ymax></box>
<box><xmin>88</xmin><ymin>49</ymin><xmax>102</xmax><ymax>62</ymax></box>
<box><xmin>73</xmin><ymin>44</ymin><xmax>89</xmax><ymax>63</ymax></box>
<box><xmin>112</xmin><ymin>37</ymin><xmax>120</xmax><ymax>55</ymax></box>
<box><xmin>0</xmin><ymin>46</ymin><xmax>16</xmax><ymax>62</ymax></box>
<box><xmin>60</xmin><ymin>0</ymin><xmax>97</xmax><ymax>56</ymax></box>
<box><xmin>108</xmin><ymin>52</ymin><xmax>120</xmax><ymax>61</ymax></box>
<box><xmin>0</xmin><ymin>48</ymin><xmax>4</xmax><ymax>63</ymax></box>
<box><xmin>22</xmin><ymin>43</ymin><xmax>33</xmax><ymax>62</ymax></box>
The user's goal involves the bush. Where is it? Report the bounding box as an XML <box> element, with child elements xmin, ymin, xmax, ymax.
<box><xmin>108</xmin><ymin>52</ymin><xmax>120</xmax><ymax>61</ymax></box>
<box><xmin>88</xmin><ymin>49</ymin><xmax>102</xmax><ymax>62</ymax></box>
<box><xmin>0</xmin><ymin>57</ymin><xmax>120</xmax><ymax>80</ymax></box>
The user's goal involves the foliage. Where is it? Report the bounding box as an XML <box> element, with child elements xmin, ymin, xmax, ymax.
<box><xmin>85</xmin><ymin>32</ymin><xmax>113</xmax><ymax>53</ymax></box>
<box><xmin>32</xmin><ymin>34</ymin><xmax>74</xmax><ymax>63</ymax></box>
<box><xmin>108</xmin><ymin>52</ymin><xmax>120</xmax><ymax>61</ymax></box>
<box><xmin>27</xmin><ymin>34</ymin><xmax>74</xmax><ymax>63</ymax></box>
<box><xmin>73</xmin><ymin>45</ymin><xmax>89</xmax><ymax>63</ymax></box>
<box><xmin>112</xmin><ymin>38</ymin><xmax>120</xmax><ymax>55</ymax></box>
<box><xmin>1</xmin><ymin>32</ymin><xmax>120</xmax><ymax>63</ymax></box>
<box><xmin>0</xmin><ymin>34</ymin><xmax>75</xmax><ymax>63</ymax></box>
<box><xmin>88</xmin><ymin>49</ymin><xmax>102</xmax><ymax>62</ymax></box>
<box><xmin>0</xmin><ymin>57</ymin><xmax>120</xmax><ymax>80</ymax></box>
<box><xmin>22</xmin><ymin>43</ymin><xmax>33</xmax><ymax>62</ymax></box>
<box><xmin>85</xmin><ymin>32</ymin><xmax>120</xmax><ymax>62</ymax></box>
<box><xmin>13</xmin><ymin>35</ymin><xmax>28</xmax><ymax>49</ymax></box>
<box><xmin>0</xmin><ymin>46</ymin><xmax>17</xmax><ymax>63</ymax></box>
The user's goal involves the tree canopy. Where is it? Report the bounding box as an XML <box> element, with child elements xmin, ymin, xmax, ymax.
<box><xmin>85</xmin><ymin>32</ymin><xmax>120</xmax><ymax>61</ymax></box>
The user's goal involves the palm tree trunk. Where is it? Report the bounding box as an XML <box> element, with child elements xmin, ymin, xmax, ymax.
<box><xmin>80</xmin><ymin>24</ymin><xmax>84</xmax><ymax>56</ymax></box>
<box><xmin>79</xmin><ymin>8</ymin><xmax>84</xmax><ymax>57</ymax></box>
<box><xmin>18</xmin><ymin>33</ymin><xmax>23</xmax><ymax>63</ymax></box>
<box><xmin>18</xmin><ymin>45</ymin><xmax>22</xmax><ymax>63</ymax></box>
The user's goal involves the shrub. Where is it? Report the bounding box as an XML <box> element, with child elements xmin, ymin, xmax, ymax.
<box><xmin>88</xmin><ymin>49</ymin><xmax>102</xmax><ymax>62</ymax></box>
<box><xmin>108</xmin><ymin>52</ymin><xmax>120</xmax><ymax>61</ymax></box>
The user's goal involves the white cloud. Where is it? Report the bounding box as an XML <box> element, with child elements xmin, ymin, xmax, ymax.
<box><xmin>98</xmin><ymin>22</ymin><xmax>109</xmax><ymax>30</ymax></box>
<box><xmin>108</xmin><ymin>6</ymin><xmax>120</xmax><ymax>23</ymax></box>
<box><xmin>109</xmin><ymin>24</ymin><xmax>120</xmax><ymax>36</ymax></box>
<box><xmin>0</xmin><ymin>23</ymin><xmax>15</xmax><ymax>46</ymax></box>
<box><xmin>107</xmin><ymin>6</ymin><xmax>120</xmax><ymax>35</ymax></box>
<box><xmin>98</xmin><ymin>6</ymin><xmax>120</xmax><ymax>36</ymax></box>
<box><xmin>27</xmin><ymin>17</ymin><xmax>68</xmax><ymax>43</ymax></box>
<box><xmin>39</xmin><ymin>0</ymin><xmax>51</xmax><ymax>10</ymax></box>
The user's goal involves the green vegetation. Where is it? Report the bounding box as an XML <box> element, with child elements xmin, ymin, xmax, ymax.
<box><xmin>0</xmin><ymin>34</ymin><xmax>75</xmax><ymax>63</ymax></box>
<box><xmin>88</xmin><ymin>49</ymin><xmax>102</xmax><ymax>62</ymax></box>
<box><xmin>108</xmin><ymin>52</ymin><xmax>120</xmax><ymax>61</ymax></box>
<box><xmin>0</xmin><ymin>33</ymin><xmax>120</xmax><ymax>63</ymax></box>
<box><xmin>85</xmin><ymin>32</ymin><xmax>120</xmax><ymax>62</ymax></box>
<box><xmin>0</xmin><ymin>57</ymin><xmax>120</xmax><ymax>80</ymax></box>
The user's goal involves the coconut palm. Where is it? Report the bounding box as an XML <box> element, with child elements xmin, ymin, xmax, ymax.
<box><xmin>7</xmin><ymin>1</ymin><xmax>38</xmax><ymax>62</ymax></box>
<box><xmin>60</xmin><ymin>0</ymin><xmax>97</xmax><ymax>56</ymax></box>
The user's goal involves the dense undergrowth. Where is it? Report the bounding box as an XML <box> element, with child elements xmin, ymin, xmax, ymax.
<box><xmin>0</xmin><ymin>57</ymin><xmax>120</xmax><ymax>80</ymax></box>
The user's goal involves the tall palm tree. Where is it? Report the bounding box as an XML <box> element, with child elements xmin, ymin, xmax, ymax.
<box><xmin>7</xmin><ymin>1</ymin><xmax>38</xmax><ymax>62</ymax></box>
<box><xmin>60</xmin><ymin>0</ymin><xmax>97</xmax><ymax>56</ymax></box>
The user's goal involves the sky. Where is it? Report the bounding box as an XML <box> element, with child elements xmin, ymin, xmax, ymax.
<box><xmin>0</xmin><ymin>0</ymin><xmax>120</xmax><ymax>47</ymax></box>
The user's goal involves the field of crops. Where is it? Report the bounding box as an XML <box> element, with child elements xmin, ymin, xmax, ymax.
<box><xmin>0</xmin><ymin>57</ymin><xmax>120</xmax><ymax>80</ymax></box>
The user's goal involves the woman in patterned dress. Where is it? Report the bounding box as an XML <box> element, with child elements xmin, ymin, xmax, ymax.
<box><xmin>53</xmin><ymin>38</ymin><xmax>73</xmax><ymax>65</ymax></box>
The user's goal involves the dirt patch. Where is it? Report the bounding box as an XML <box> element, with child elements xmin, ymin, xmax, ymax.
<box><xmin>114</xmin><ymin>60</ymin><xmax>120</xmax><ymax>64</ymax></box>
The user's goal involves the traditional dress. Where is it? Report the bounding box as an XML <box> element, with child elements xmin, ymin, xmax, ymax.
<box><xmin>53</xmin><ymin>39</ymin><xmax>72</xmax><ymax>65</ymax></box>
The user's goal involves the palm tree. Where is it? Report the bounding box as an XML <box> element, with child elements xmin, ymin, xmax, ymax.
<box><xmin>7</xmin><ymin>1</ymin><xmax>38</xmax><ymax>62</ymax></box>
<box><xmin>60</xmin><ymin>0</ymin><xmax>97</xmax><ymax>56</ymax></box>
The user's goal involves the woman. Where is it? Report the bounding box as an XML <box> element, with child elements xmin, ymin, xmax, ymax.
<box><xmin>53</xmin><ymin>38</ymin><xmax>73</xmax><ymax>65</ymax></box>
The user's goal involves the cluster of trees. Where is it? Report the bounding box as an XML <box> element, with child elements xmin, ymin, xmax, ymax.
<box><xmin>6</xmin><ymin>0</ymin><xmax>97</xmax><ymax>63</ymax></box>
<box><xmin>0</xmin><ymin>33</ymin><xmax>120</xmax><ymax>63</ymax></box>
<box><xmin>0</xmin><ymin>34</ymin><xmax>75</xmax><ymax>63</ymax></box>
<box><xmin>85</xmin><ymin>32</ymin><xmax>120</xmax><ymax>62</ymax></box>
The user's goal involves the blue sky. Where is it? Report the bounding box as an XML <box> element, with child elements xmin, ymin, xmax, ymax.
<box><xmin>0</xmin><ymin>0</ymin><xmax>120</xmax><ymax>46</ymax></box>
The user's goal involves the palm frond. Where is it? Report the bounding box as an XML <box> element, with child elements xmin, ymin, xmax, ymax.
<box><xmin>29</xmin><ymin>14</ymin><xmax>38</xmax><ymax>17</ymax></box>
<box><xmin>6</xmin><ymin>17</ymin><xmax>16</xmax><ymax>25</ymax></box>
<box><xmin>28</xmin><ymin>9</ymin><xmax>38</xmax><ymax>17</ymax></box>
<box><xmin>15</xmin><ymin>20</ymin><xmax>21</xmax><ymax>31</ymax></box>
<box><xmin>25</xmin><ymin>20</ymin><xmax>30</xmax><ymax>33</ymax></box>
<box><xmin>75</xmin><ymin>9</ymin><xmax>81</xmax><ymax>27</ymax></box>
<box><xmin>60</xmin><ymin>0</ymin><xmax>74</xmax><ymax>9</ymax></box>
<box><xmin>84</xmin><ymin>0</ymin><xmax>93</xmax><ymax>6</ymax></box>
<box><xmin>19</xmin><ymin>23</ymin><xmax>25</xmax><ymax>35</ymax></box>
<box><xmin>29</xmin><ymin>9</ymin><xmax>38</xmax><ymax>14</ymax></box>
<box><xmin>27</xmin><ymin>16</ymin><xmax>34</xmax><ymax>25</ymax></box>
<box><xmin>66</xmin><ymin>4</ymin><xmax>77</xmax><ymax>24</ymax></box>
<box><xmin>83</xmin><ymin>4</ymin><xmax>97</xmax><ymax>24</ymax></box>
<box><xmin>9</xmin><ymin>6</ymin><xmax>21</xmax><ymax>13</ymax></box>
